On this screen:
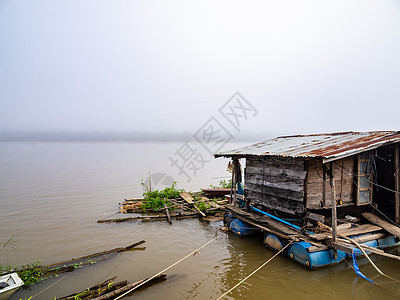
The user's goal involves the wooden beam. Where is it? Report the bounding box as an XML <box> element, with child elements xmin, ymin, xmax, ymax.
<box><xmin>309</xmin><ymin>224</ymin><xmax>383</xmax><ymax>241</ymax></box>
<box><xmin>395</xmin><ymin>144</ymin><xmax>400</xmax><ymax>224</ymax></box>
<box><xmin>362</xmin><ymin>212</ymin><xmax>400</xmax><ymax>238</ymax></box>
<box><xmin>229</xmin><ymin>211</ymin><xmax>299</xmax><ymax>241</ymax></box>
<box><xmin>180</xmin><ymin>192</ymin><xmax>194</xmax><ymax>204</ymax></box>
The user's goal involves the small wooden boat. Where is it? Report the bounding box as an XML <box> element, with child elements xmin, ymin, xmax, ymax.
<box><xmin>0</xmin><ymin>273</ymin><xmax>24</xmax><ymax>300</ymax></box>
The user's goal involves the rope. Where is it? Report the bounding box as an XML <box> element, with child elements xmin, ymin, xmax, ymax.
<box><xmin>216</xmin><ymin>240</ymin><xmax>294</xmax><ymax>300</ymax></box>
<box><xmin>114</xmin><ymin>233</ymin><xmax>224</xmax><ymax>300</ymax></box>
<box><xmin>339</xmin><ymin>235</ymin><xmax>400</xmax><ymax>283</ymax></box>
<box><xmin>31</xmin><ymin>273</ymin><xmax>70</xmax><ymax>299</ymax></box>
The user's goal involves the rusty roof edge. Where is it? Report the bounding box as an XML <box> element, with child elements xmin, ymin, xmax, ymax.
<box><xmin>322</xmin><ymin>135</ymin><xmax>400</xmax><ymax>163</ymax></box>
<box><xmin>276</xmin><ymin>130</ymin><xmax>398</xmax><ymax>139</ymax></box>
<box><xmin>214</xmin><ymin>131</ymin><xmax>400</xmax><ymax>159</ymax></box>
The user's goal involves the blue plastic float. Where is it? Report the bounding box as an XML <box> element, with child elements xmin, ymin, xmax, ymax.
<box><xmin>225</xmin><ymin>211</ymin><xmax>399</xmax><ymax>269</ymax></box>
<box><xmin>228</xmin><ymin>218</ymin><xmax>260</xmax><ymax>237</ymax></box>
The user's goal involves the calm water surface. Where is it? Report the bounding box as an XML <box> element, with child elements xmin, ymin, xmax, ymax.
<box><xmin>0</xmin><ymin>142</ymin><xmax>399</xmax><ymax>300</ymax></box>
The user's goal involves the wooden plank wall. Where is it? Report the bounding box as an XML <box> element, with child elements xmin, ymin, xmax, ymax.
<box><xmin>245</xmin><ymin>156</ymin><xmax>307</xmax><ymax>215</ymax></box>
<box><xmin>305</xmin><ymin>157</ymin><xmax>355</xmax><ymax>209</ymax></box>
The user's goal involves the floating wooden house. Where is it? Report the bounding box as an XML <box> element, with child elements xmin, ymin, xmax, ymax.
<box><xmin>215</xmin><ymin>131</ymin><xmax>400</xmax><ymax>269</ymax></box>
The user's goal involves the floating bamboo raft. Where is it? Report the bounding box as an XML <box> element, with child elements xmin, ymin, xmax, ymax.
<box><xmin>99</xmin><ymin>192</ymin><xmax>227</xmax><ymax>224</ymax></box>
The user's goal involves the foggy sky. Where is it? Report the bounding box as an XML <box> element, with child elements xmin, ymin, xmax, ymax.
<box><xmin>1</xmin><ymin>0</ymin><xmax>399</xmax><ymax>139</ymax></box>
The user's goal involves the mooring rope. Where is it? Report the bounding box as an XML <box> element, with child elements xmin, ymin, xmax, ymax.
<box><xmin>216</xmin><ymin>240</ymin><xmax>294</xmax><ymax>300</ymax></box>
<box><xmin>113</xmin><ymin>233</ymin><xmax>224</xmax><ymax>300</ymax></box>
<box><xmin>31</xmin><ymin>273</ymin><xmax>71</xmax><ymax>299</ymax></box>
<box><xmin>340</xmin><ymin>235</ymin><xmax>400</xmax><ymax>284</ymax></box>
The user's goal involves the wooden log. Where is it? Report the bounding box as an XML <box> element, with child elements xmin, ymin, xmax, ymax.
<box><xmin>59</xmin><ymin>278</ymin><xmax>128</xmax><ymax>300</ymax></box>
<box><xmin>59</xmin><ymin>277</ymin><xmax>118</xmax><ymax>299</ymax></box>
<box><xmin>42</xmin><ymin>265</ymin><xmax>75</xmax><ymax>276</ymax></box>
<box><xmin>44</xmin><ymin>241</ymin><xmax>146</xmax><ymax>269</ymax></box>
<box><xmin>98</xmin><ymin>209</ymin><xmax>222</xmax><ymax>223</ymax></box>
<box><xmin>90</xmin><ymin>274</ymin><xmax>167</xmax><ymax>300</ymax></box>
<box><xmin>164</xmin><ymin>204</ymin><xmax>172</xmax><ymax>224</ymax></box>
<box><xmin>362</xmin><ymin>212</ymin><xmax>400</xmax><ymax>238</ymax></box>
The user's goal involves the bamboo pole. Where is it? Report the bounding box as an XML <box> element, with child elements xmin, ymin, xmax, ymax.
<box><xmin>395</xmin><ymin>145</ymin><xmax>400</xmax><ymax>224</ymax></box>
<box><xmin>91</xmin><ymin>274</ymin><xmax>166</xmax><ymax>300</ymax></box>
<box><xmin>43</xmin><ymin>241</ymin><xmax>145</xmax><ymax>269</ymax></box>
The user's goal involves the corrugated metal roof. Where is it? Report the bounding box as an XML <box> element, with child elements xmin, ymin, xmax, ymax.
<box><xmin>215</xmin><ymin>131</ymin><xmax>400</xmax><ymax>162</ymax></box>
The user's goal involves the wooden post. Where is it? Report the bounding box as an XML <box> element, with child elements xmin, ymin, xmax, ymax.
<box><xmin>230</xmin><ymin>160</ymin><xmax>234</xmax><ymax>205</ymax></box>
<box><xmin>330</xmin><ymin>162</ymin><xmax>338</xmax><ymax>259</ymax></box>
<box><xmin>322</xmin><ymin>164</ymin><xmax>326</xmax><ymax>207</ymax></box>
<box><xmin>233</xmin><ymin>159</ymin><xmax>238</xmax><ymax>207</ymax></box>
<box><xmin>164</xmin><ymin>204</ymin><xmax>172</xmax><ymax>224</ymax></box>
<box><xmin>395</xmin><ymin>144</ymin><xmax>400</xmax><ymax>224</ymax></box>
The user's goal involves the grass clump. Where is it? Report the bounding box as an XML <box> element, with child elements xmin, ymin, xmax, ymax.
<box><xmin>0</xmin><ymin>261</ymin><xmax>44</xmax><ymax>287</ymax></box>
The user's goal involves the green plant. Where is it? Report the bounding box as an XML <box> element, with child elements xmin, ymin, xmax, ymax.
<box><xmin>195</xmin><ymin>201</ymin><xmax>211</xmax><ymax>212</ymax></box>
<box><xmin>16</xmin><ymin>261</ymin><xmax>44</xmax><ymax>287</ymax></box>
<box><xmin>140</xmin><ymin>182</ymin><xmax>184</xmax><ymax>211</ymax></box>
<box><xmin>209</xmin><ymin>179</ymin><xmax>232</xmax><ymax>189</ymax></box>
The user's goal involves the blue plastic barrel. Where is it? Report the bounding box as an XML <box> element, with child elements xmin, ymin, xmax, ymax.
<box><xmin>288</xmin><ymin>242</ymin><xmax>346</xmax><ymax>269</ymax></box>
<box><xmin>228</xmin><ymin>218</ymin><xmax>259</xmax><ymax>237</ymax></box>
<box><xmin>263</xmin><ymin>233</ymin><xmax>287</xmax><ymax>252</ymax></box>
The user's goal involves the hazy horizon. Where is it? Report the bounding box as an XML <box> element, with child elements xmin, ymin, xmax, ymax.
<box><xmin>1</xmin><ymin>1</ymin><xmax>399</xmax><ymax>135</ymax></box>
<box><xmin>0</xmin><ymin>129</ymin><xmax>274</xmax><ymax>142</ymax></box>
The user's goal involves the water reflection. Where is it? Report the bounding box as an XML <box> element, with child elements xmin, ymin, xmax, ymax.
<box><xmin>2</xmin><ymin>142</ymin><xmax>400</xmax><ymax>300</ymax></box>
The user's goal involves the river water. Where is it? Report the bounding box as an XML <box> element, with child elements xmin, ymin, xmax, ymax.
<box><xmin>1</xmin><ymin>142</ymin><xmax>399</xmax><ymax>300</ymax></box>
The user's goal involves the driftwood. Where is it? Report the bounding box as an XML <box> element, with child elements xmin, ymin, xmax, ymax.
<box><xmin>44</xmin><ymin>240</ymin><xmax>145</xmax><ymax>269</ymax></box>
<box><xmin>98</xmin><ymin>212</ymin><xmax>201</xmax><ymax>223</ymax></box>
<box><xmin>90</xmin><ymin>274</ymin><xmax>167</xmax><ymax>300</ymax></box>
<box><xmin>59</xmin><ymin>277</ymin><xmax>128</xmax><ymax>300</ymax></box>
<box><xmin>164</xmin><ymin>204</ymin><xmax>172</xmax><ymax>224</ymax></box>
